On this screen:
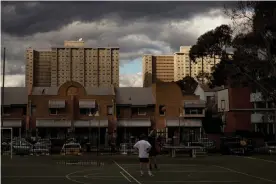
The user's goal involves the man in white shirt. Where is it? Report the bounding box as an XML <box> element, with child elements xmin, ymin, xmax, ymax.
<box><xmin>133</xmin><ymin>134</ymin><xmax>153</xmax><ymax>176</ymax></box>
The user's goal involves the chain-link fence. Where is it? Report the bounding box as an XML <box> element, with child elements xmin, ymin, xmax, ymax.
<box><xmin>2</xmin><ymin>127</ymin><xmax>275</xmax><ymax>157</ymax></box>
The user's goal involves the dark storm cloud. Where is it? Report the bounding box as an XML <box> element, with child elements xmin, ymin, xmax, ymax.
<box><xmin>1</xmin><ymin>1</ymin><xmax>235</xmax><ymax>36</ymax></box>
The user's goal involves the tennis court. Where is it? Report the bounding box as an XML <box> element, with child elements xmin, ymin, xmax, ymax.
<box><xmin>2</xmin><ymin>155</ymin><xmax>276</xmax><ymax>184</ymax></box>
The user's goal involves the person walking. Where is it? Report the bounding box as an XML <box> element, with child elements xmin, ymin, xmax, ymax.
<box><xmin>148</xmin><ymin>128</ymin><xmax>159</xmax><ymax>170</ymax></box>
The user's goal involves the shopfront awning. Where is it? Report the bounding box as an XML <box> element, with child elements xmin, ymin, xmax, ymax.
<box><xmin>2</xmin><ymin>120</ymin><xmax>22</xmax><ymax>127</ymax></box>
<box><xmin>48</xmin><ymin>100</ymin><xmax>66</xmax><ymax>108</ymax></box>
<box><xmin>166</xmin><ymin>118</ymin><xmax>202</xmax><ymax>127</ymax></box>
<box><xmin>117</xmin><ymin>119</ymin><xmax>151</xmax><ymax>127</ymax></box>
<box><xmin>74</xmin><ymin>120</ymin><xmax>108</xmax><ymax>127</ymax></box>
<box><xmin>79</xmin><ymin>100</ymin><xmax>96</xmax><ymax>108</ymax></box>
<box><xmin>36</xmin><ymin>120</ymin><xmax>71</xmax><ymax>127</ymax></box>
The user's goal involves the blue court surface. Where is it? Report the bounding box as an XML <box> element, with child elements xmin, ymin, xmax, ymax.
<box><xmin>2</xmin><ymin>155</ymin><xmax>276</xmax><ymax>184</ymax></box>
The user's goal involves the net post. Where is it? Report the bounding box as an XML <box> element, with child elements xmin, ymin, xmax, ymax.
<box><xmin>1</xmin><ymin>127</ymin><xmax>13</xmax><ymax>159</ymax></box>
<box><xmin>11</xmin><ymin>128</ymin><xmax>13</xmax><ymax>159</ymax></box>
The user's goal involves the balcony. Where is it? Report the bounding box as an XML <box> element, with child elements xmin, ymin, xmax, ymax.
<box><xmin>184</xmin><ymin>100</ymin><xmax>205</xmax><ymax>108</ymax></box>
<box><xmin>182</xmin><ymin>108</ymin><xmax>205</xmax><ymax>118</ymax></box>
<box><xmin>251</xmin><ymin>113</ymin><xmax>275</xmax><ymax>123</ymax></box>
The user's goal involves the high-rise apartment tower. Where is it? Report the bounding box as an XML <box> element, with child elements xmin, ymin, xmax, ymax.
<box><xmin>142</xmin><ymin>55</ymin><xmax>174</xmax><ymax>87</ymax></box>
<box><xmin>142</xmin><ymin>46</ymin><xmax>220</xmax><ymax>87</ymax></box>
<box><xmin>25</xmin><ymin>41</ymin><xmax>119</xmax><ymax>89</ymax></box>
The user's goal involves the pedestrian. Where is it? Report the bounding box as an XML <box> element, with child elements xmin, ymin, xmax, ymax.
<box><xmin>148</xmin><ymin>128</ymin><xmax>159</xmax><ymax>170</ymax></box>
<box><xmin>133</xmin><ymin>134</ymin><xmax>153</xmax><ymax>177</ymax></box>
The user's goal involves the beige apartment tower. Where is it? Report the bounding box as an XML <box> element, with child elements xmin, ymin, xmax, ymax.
<box><xmin>26</xmin><ymin>41</ymin><xmax>119</xmax><ymax>89</ymax></box>
<box><xmin>142</xmin><ymin>46</ymin><xmax>220</xmax><ymax>87</ymax></box>
<box><xmin>143</xmin><ymin>55</ymin><xmax>174</xmax><ymax>87</ymax></box>
<box><xmin>174</xmin><ymin>46</ymin><xmax>219</xmax><ymax>81</ymax></box>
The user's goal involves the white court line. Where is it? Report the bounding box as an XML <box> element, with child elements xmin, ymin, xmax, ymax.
<box><xmin>113</xmin><ymin>160</ymin><xmax>142</xmax><ymax>184</ymax></box>
<box><xmin>213</xmin><ymin>165</ymin><xmax>276</xmax><ymax>182</ymax></box>
<box><xmin>242</xmin><ymin>156</ymin><xmax>276</xmax><ymax>164</ymax></box>
<box><xmin>2</xmin><ymin>165</ymin><xmax>53</xmax><ymax>167</ymax></box>
<box><xmin>121</xmin><ymin>164</ymin><xmax>199</xmax><ymax>166</ymax></box>
<box><xmin>132</xmin><ymin>171</ymin><xmax>229</xmax><ymax>173</ymax></box>
<box><xmin>143</xmin><ymin>181</ymin><xmax>240</xmax><ymax>183</ymax></box>
<box><xmin>2</xmin><ymin>176</ymin><xmax>73</xmax><ymax>178</ymax></box>
<box><xmin>2</xmin><ymin>176</ymin><xmax>120</xmax><ymax>178</ymax></box>
<box><xmin>66</xmin><ymin>169</ymin><xmax>96</xmax><ymax>184</ymax></box>
<box><xmin>120</xmin><ymin>171</ymin><xmax>132</xmax><ymax>182</ymax></box>
<box><xmin>84</xmin><ymin>176</ymin><xmax>122</xmax><ymax>178</ymax></box>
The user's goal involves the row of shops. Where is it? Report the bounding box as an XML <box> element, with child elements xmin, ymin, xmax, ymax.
<box><xmin>1</xmin><ymin>118</ymin><xmax>202</xmax><ymax>145</ymax></box>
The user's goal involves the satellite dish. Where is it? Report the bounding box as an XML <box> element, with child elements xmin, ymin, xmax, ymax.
<box><xmin>79</xmin><ymin>38</ymin><xmax>83</xmax><ymax>41</ymax></box>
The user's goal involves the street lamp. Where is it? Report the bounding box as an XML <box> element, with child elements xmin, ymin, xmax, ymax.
<box><xmin>1</xmin><ymin>48</ymin><xmax>6</xmax><ymax>128</ymax></box>
<box><xmin>221</xmin><ymin>100</ymin><xmax>226</xmax><ymax>132</ymax></box>
<box><xmin>88</xmin><ymin>102</ymin><xmax>99</xmax><ymax>155</ymax></box>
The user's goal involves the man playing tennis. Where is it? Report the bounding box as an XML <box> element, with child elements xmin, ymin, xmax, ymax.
<box><xmin>134</xmin><ymin>134</ymin><xmax>154</xmax><ymax>177</ymax></box>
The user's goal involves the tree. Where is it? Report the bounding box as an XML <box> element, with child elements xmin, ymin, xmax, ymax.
<box><xmin>189</xmin><ymin>41</ymin><xmax>208</xmax><ymax>84</ymax></box>
<box><xmin>176</xmin><ymin>76</ymin><xmax>198</xmax><ymax>94</ymax></box>
<box><xmin>211</xmin><ymin>2</ymin><xmax>276</xmax><ymax>101</ymax></box>
<box><xmin>189</xmin><ymin>24</ymin><xmax>233</xmax><ymax>84</ymax></box>
<box><xmin>196</xmin><ymin>71</ymin><xmax>211</xmax><ymax>84</ymax></box>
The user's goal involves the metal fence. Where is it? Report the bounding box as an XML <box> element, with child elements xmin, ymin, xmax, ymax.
<box><xmin>2</xmin><ymin>128</ymin><xmax>275</xmax><ymax>157</ymax></box>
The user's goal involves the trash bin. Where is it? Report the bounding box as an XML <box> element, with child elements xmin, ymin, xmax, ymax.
<box><xmin>173</xmin><ymin>136</ymin><xmax>179</xmax><ymax>146</ymax></box>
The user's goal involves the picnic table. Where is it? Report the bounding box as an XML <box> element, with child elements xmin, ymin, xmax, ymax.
<box><xmin>163</xmin><ymin>145</ymin><xmax>204</xmax><ymax>158</ymax></box>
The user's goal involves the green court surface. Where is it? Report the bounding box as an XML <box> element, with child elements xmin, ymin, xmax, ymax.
<box><xmin>1</xmin><ymin>155</ymin><xmax>276</xmax><ymax>184</ymax></box>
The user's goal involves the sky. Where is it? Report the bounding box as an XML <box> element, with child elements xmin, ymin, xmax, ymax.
<box><xmin>1</xmin><ymin>1</ymin><xmax>235</xmax><ymax>87</ymax></box>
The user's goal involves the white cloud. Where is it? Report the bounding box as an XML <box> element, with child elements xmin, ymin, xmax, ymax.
<box><xmin>119</xmin><ymin>72</ymin><xmax>143</xmax><ymax>87</ymax></box>
<box><xmin>1</xmin><ymin>73</ymin><xmax>143</xmax><ymax>88</ymax></box>
<box><xmin>2</xmin><ymin>9</ymin><xmax>233</xmax><ymax>87</ymax></box>
<box><xmin>0</xmin><ymin>74</ymin><xmax>25</xmax><ymax>87</ymax></box>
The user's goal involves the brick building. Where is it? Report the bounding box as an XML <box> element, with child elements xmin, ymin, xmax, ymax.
<box><xmin>152</xmin><ymin>82</ymin><xmax>205</xmax><ymax>142</ymax></box>
<box><xmin>1</xmin><ymin>87</ymin><xmax>28</xmax><ymax>137</ymax></box>
<box><xmin>27</xmin><ymin>81</ymin><xmax>115</xmax><ymax>145</ymax></box>
<box><xmin>115</xmin><ymin>87</ymin><xmax>155</xmax><ymax>143</ymax></box>
<box><xmin>1</xmin><ymin>82</ymin><xmax>205</xmax><ymax>144</ymax></box>
<box><xmin>217</xmin><ymin>87</ymin><xmax>253</xmax><ymax>133</ymax></box>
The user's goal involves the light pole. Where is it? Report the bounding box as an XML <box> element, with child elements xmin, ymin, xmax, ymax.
<box><xmin>221</xmin><ymin>99</ymin><xmax>226</xmax><ymax>133</ymax></box>
<box><xmin>1</xmin><ymin>47</ymin><xmax>6</xmax><ymax>128</ymax></box>
<box><xmin>274</xmin><ymin>109</ymin><xmax>276</xmax><ymax>140</ymax></box>
<box><xmin>178</xmin><ymin>107</ymin><xmax>181</xmax><ymax>145</ymax></box>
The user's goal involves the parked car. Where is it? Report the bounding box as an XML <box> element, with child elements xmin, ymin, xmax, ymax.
<box><xmin>12</xmin><ymin>140</ymin><xmax>33</xmax><ymax>155</ymax></box>
<box><xmin>1</xmin><ymin>141</ymin><xmax>11</xmax><ymax>155</ymax></box>
<box><xmin>65</xmin><ymin>138</ymin><xmax>77</xmax><ymax>144</ymax></box>
<box><xmin>37</xmin><ymin>139</ymin><xmax>51</xmax><ymax>147</ymax></box>
<box><xmin>32</xmin><ymin>142</ymin><xmax>50</xmax><ymax>155</ymax></box>
<box><xmin>199</xmin><ymin>138</ymin><xmax>216</xmax><ymax>152</ymax></box>
<box><xmin>220</xmin><ymin>136</ymin><xmax>254</xmax><ymax>156</ymax></box>
<box><xmin>257</xmin><ymin>141</ymin><xmax>276</xmax><ymax>155</ymax></box>
<box><xmin>227</xmin><ymin>142</ymin><xmax>246</xmax><ymax>155</ymax></box>
<box><xmin>61</xmin><ymin>143</ymin><xmax>82</xmax><ymax>156</ymax></box>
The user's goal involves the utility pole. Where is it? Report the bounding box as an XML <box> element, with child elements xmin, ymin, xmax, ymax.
<box><xmin>274</xmin><ymin>107</ymin><xmax>276</xmax><ymax>140</ymax></box>
<box><xmin>1</xmin><ymin>47</ymin><xmax>6</xmax><ymax>127</ymax></box>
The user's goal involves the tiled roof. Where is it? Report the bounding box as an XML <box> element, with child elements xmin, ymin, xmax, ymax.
<box><xmin>1</xmin><ymin>87</ymin><xmax>28</xmax><ymax>105</ymax></box>
<box><xmin>31</xmin><ymin>86</ymin><xmax>115</xmax><ymax>95</ymax></box>
<box><xmin>199</xmin><ymin>84</ymin><xmax>224</xmax><ymax>92</ymax></box>
<box><xmin>115</xmin><ymin>87</ymin><xmax>155</xmax><ymax>105</ymax></box>
<box><xmin>86</xmin><ymin>87</ymin><xmax>115</xmax><ymax>95</ymax></box>
<box><xmin>32</xmin><ymin>87</ymin><xmax>58</xmax><ymax>95</ymax></box>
